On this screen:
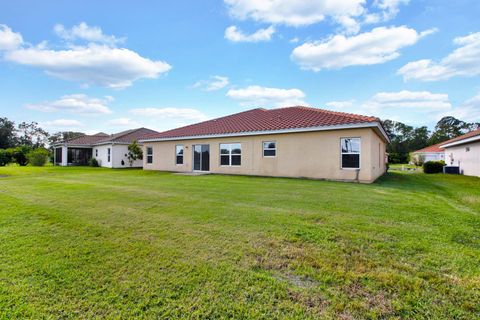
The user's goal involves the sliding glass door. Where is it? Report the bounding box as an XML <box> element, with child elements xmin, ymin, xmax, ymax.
<box><xmin>193</xmin><ymin>144</ymin><xmax>210</xmax><ymax>171</ymax></box>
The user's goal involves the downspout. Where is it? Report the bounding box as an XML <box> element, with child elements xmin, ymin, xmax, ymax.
<box><xmin>355</xmin><ymin>168</ymin><xmax>360</xmax><ymax>183</ymax></box>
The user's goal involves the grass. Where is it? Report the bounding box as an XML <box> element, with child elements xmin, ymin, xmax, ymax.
<box><xmin>0</xmin><ymin>166</ymin><xmax>479</xmax><ymax>319</ymax></box>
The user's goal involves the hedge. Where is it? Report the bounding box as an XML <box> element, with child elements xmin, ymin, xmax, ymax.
<box><xmin>423</xmin><ymin>160</ymin><xmax>445</xmax><ymax>174</ymax></box>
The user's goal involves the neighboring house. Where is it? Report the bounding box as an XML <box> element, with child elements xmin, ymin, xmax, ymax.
<box><xmin>440</xmin><ymin>128</ymin><xmax>480</xmax><ymax>177</ymax></box>
<box><xmin>139</xmin><ymin>106</ymin><xmax>390</xmax><ymax>183</ymax></box>
<box><xmin>411</xmin><ymin>143</ymin><xmax>446</xmax><ymax>163</ymax></box>
<box><xmin>54</xmin><ymin>128</ymin><xmax>158</xmax><ymax>168</ymax></box>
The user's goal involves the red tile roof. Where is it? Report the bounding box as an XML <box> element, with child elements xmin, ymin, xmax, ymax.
<box><xmin>440</xmin><ymin>128</ymin><xmax>480</xmax><ymax>147</ymax></box>
<box><xmin>413</xmin><ymin>143</ymin><xmax>445</xmax><ymax>153</ymax></box>
<box><xmin>141</xmin><ymin>106</ymin><xmax>381</xmax><ymax>140</ymax></box>
<box><xmin>63</xmin><ymin>133</ymin><xmax>110</xmax><ymax>145</ymax></box>
<box><xmin>95</xmin><ymin>128</ymin><xmax>158</xmax><ymax>144</ymax></box>
<box><xmin>61</xmin><ymin>128</ymin><xmax>158</xmax><ymax>146</ymax></box>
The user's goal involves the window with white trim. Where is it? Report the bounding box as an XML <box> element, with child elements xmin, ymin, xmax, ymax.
<box><xmin>107</xmin><ymin>148</ymin><xmax>111</xmax><ymax>162</ymax></box>
<box><xmin>176</xmin><ymin>145</ymin><xmax>184</xmax><ymax>165</ymax></box>
<box><xmin>341</xmin><ymin>138</ymin><xmax>360</xmax><ymax>169</ymax></box>
<box><xmin>95</xmin><ymin>149</ymin><xmax>98</xmax><ymax>157</ymax></box>
<box><xmin>220</xmin><ymin>143</ymin><xmax>241</xmax><ymax>166</ymax></box>
<box><xmin>263</xmin><ymin>141</ymin><xmax>276</xmax><ymax>157</ymax></box>
<box><xmin>146</xmin><ymin>147</ymin><xmax>153</xmax><ymax>164</ymax></box>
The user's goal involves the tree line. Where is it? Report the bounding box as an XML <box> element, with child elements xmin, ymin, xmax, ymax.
<box><xmin>1</xmin><ymin>115</ymin><xmax>479</xmax><ymax>166</ymax></box>
<box><xmin>383</xmin><ymin>116</ymin><xmax>479</xmax><ymax>163</ymax></box>
<box><xmin>0</xmin><ymin>117</ymin><xmax>84</xmax><ymax>166</ymax></box>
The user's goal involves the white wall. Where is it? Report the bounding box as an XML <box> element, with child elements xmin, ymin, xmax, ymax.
<box><xmin>444</xmin><ymin>141</ymin><xmax>480</xmax><ymax>177</ymax></box>
<box><xmin>424</xmin><ymin>152</ymin><xmax>445</xmax><ymax>162</ymax></box>
<box><xmin>93</xmin><ymin>145</ymin><xmax>112</xmax><ymax>168</ymax></box>
<box><xmin>92</xmin><ymin>144</ymin><xmax>143</xmax><ymax>168</ymax></box>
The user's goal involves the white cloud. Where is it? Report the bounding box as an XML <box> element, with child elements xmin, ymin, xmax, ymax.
<box><xmin>224</xmin><ymin>0</ymin><xmax>365</xmax><ymax>28</ymax></box>
<box><xmin>108</xmin><ymin>118</ymin><xmax>139</xmax><ymax>126</ymax></box>
<box><xmin>0</xmin><ymin>23</ymin><xmax>171</xmax><ymax>89</ymax></box>
<box><xmin>225</xmin><ymin>25</ymin><xmax>275</xmax><ymax>42</ymax></box>
<box><xmin>224</xmin><ymin>0</ymin><xmax>410</xmax><ymax>34</ymax></box>
<box><xmin>446</xmin><ymin>93</ymin><xmax>480</xmax><ymax>122</ymax></box>
<box><xmin>398</xmin><ymin>32</ymin><xmax>480</xmax><ymax>81</ymax></box>
<box><xmin>43</xmin><ymin>119</ymin><xmax>84</xmax><ymax>128</ymax></box>
<box><xmin>5</xmin><ymin>44</ymin><xmax>171</xmax><ymax>89</ymax></box>
<box><xmin>54</xmin><ymin>22</ymin><xmax>124</xmax><ymax>46</ymax></box>
<box><xmin>226</xmin><ymin>85</ymin><xmax>306</xmax><ymax>107</ymax></box>
<box><xmin>326</xmin><ymin>90</ymin><xmax>454</xmax><ymax>125</ymax></box>
<box><xmin>291</xmin><ymin>26</ymin><xmax>435</xmax><ymax>71</ymax></box>
<box><xmin>129</xmin><ymin>107</ymin><xmax>208</xmax><ymax>122</ymax></box>
<box><xmin>366</xmin><ymin>90</ymin><xmax>451</xmax><ymax>111</ymax></box>
<box><xmin>368</xmin><ymin>0</ymin><xmax>410</xmax><ymax>22</ymax></box>
<box><xmin>325</xmin><ymin>100</ymin><xmax>355</xmax><ymax>109</ymax></box>
<box><xmin>26</xmin><ymin>94</ymin><xmax>113</xmax><ymax>114</ymax></box>
<box><xmin>192</xmin><ymin>75</ymin><xmax>229</xmax><ymax>91</ymax></box>
<box><xmin>0</xmin><ymin>24</ymin><xmax>23</xmax><ymax>50</ymax></box>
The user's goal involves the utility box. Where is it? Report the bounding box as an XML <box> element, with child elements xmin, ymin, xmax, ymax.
<box><xmin>443</xmin><ymin>166</ymin><xmax>460</xmax><ymax>174</ymax></box>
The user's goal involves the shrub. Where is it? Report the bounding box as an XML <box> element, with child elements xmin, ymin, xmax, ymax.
<box><xmin>423</xmin><ymin>160</ymin><xmax>445</xmax><ymax>174</ymax></box>
<box><xmin>0</xmin><ymin>149</ymin><xmax>11</xmax><ymax>166</ymax></box>
<box><xmin>89</xmin><ymin>158</ymin><xmax>100</xmax><ymax>167</ymax></box>
<box><xmin>27</xmin><ymin>148</ymin><xmax>50</xmax><ymax>166</ymax></box>
<box><xmin>11</xmin><ymin>146</ymin><xmax>31</xmax><ymax>166</ymax></box>
<box><xmin>411</xmin><ymin>153</ymin><xmax>426</xmax><ymax>167</ymax></box>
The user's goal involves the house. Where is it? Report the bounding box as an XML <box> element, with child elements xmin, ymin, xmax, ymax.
<box><xmin>440</xmin><ymin>128</ymin><xmax>480</xmax><ymax>177</ymax></box>
<box><xmin>411</xmin><ymin>143</ymin><xmax>446</xmax><ymax>163</ymax></box>
<box><xmin>53</xmin><ymin>128</ymin><xmax>158</xmax><ymax>168</ymax></box>
<box><xmin>139</xmin><ymin>107</ymin><xmax>390</xmax><ymax>183</ymax></box>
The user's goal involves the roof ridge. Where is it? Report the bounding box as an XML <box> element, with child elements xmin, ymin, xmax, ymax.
<box><xmin>440</xmin><ymin>127</ymin><xmax>480</xmax><ymax>145</ymax></box>
<box><xmin>272</xmin><ymin>105</ymin><xmax>379</xmax><ymax>121</ymax></box>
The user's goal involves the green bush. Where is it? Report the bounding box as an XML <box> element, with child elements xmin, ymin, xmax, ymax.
<box><xmin>89</xmin><ymin>158</ymin><xmax>100</xmax><ymax>167</ymax></box>
<box><xmin>423</xmin><ymin>160</ymin><xmax>445</xmax><ymax>174</ymax></box>
<box><xmin>27</xmin><ymin>148</ymin><xmax>50</xmax><ymax>166</ymax></box>
<box><xmin>0</xmin><ymin>149</ymin><xmax>12</xmax><ymax>166</ymax></box>
<box><xmin>10</xmin><ymin>146</ymin><xmax>31</xmax><ymax>166</ymax></box>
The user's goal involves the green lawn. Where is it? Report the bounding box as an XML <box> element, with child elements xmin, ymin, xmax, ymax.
<box><xmin>0</xmin><ymin>167</ymin><xmax>479</xmax><ymax>319</ymax></box>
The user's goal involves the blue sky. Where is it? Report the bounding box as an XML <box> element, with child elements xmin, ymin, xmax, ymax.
<box><xmin>0</xmin><ymin>0</ymin><xmax>479</xmax><ymax>134</ymax></box>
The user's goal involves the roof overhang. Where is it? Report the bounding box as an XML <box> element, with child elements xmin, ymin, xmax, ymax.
<box><xmin>139</xmin><ymin>121</ymin><xmax>390</xmax><ymax>143</ymax></box>
<box><xmin>440</xmin><ymin>135</ymin><xmax>480</xmax><ymax>148</ymax></box>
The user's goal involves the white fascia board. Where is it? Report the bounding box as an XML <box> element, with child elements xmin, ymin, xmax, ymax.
<box><xmin>440</xmin><ymin>135</ymin><xmax>480</xmax><ymax>148</ymax></box>
<box><xmin>139</xmin><ymin>122</ymin><xmax>390</xmax><ymax>143</ymax></box>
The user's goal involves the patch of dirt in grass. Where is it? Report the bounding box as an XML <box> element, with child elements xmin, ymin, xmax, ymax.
<box><xmin>462</xmin><ymin>195</ymin><xmax>480</xmax><ymax>205</ymax></box>
<box><xmin>273</xmin><ymin>272</ymin><xmax>318</xmax><ymax>289</ymax></box>
<box><xmin>287</xmin><ymin>289</ymin><xmax>329</xmax><ymax>314</ymax></box>
<box><xmin>0</xmin><ymin>174</ymin><xmax>9</xmax><ymax>178</ymax></box>
<box><xmin>343</xmin><ymin>280</ymin><xmax>395</xmax><ymax>317</ymax></box>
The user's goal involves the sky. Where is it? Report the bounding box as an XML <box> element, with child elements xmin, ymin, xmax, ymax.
<box><xmin>0</xmin><ymin>0</ymin><xmax>479</xmax><ymax>134</ymax></box>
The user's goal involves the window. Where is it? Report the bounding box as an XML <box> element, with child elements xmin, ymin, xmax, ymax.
<box><xmin>341</xmin><ymin>138</ymin><xmax>360</xmax><ymax>169</ymax></box>
<box><xmin>220</xmin><ymin>143</ymin><xmax>241</xmax><ymax>166</ymax></box>
<box><xmin>263</xmin><ymin>141</ymin><xmax>276</xmax><ymax>157</ymax></box>
<box><xmin>107</xmin><ymin>148</ymin><xmax>111</xmax><ymax>162</ymax></box>
<box><xmin>95</xmin><ymin>149</ymin><xmax>98</xmax><ymax>157</ymax></box>
<box><xmin>146</xmin><ymin>147</ymin><xmax>153</xmax><ymax>164</ymax></box>
<box><xmin>176</xmin><ymin>145</ymin><xmax>184</xmax><ymax>165</ymax></box>
<box><xmin>466</xmin><ymin>147</ymin><xmax>470</xmax><ymax>152</ymax></box>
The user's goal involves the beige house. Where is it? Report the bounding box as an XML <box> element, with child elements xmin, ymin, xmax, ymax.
<box><xmin>139</xmin><ymin>107</ymin><xmax>390</xmax><ymax>183</ymax></box>
<box><xmin>440</xmin><ymin>128</ymin><xmax>480</xmax><ymax>177</ymax></box>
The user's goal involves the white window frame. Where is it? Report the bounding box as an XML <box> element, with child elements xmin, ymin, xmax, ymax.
<box><xmin>95</xmin><ymin>149</ymin><xmax>98</xmax><ymax>157</ymax></box>
<box><xmin>175</xmin><ymin>145</ymin><xmax>184</xmax><ymax>165</ymax></box>
<box><xmin>219</xmin><ymin>143</ymin><xmax>242</xmax><ymax>167</ymax></box>
<box><xmin>263</xmin><ymin>141</ymin><xmax>276</xmax><ymax>157</ymax></box>
<box><xmin>340</xmin><ymin>137</ymin><xmax>361</xmax><ymax>170</ymax></box>
<box><xmin>107</xmin><ymin>148</ymin><xmax>111</xmax><ymax>162</ymax></box>
<box><xmin>146</xmin><ymin>147</ymin><xmax>153</xmax><ymax>164</ymax></box>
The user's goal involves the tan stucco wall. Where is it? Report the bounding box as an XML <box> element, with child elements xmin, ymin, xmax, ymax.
<box><xmin>444</xmin><ymin>141</ymin><xmax>480</xmax><ymax>177</ymax></box>
<box><xmin>143</xmin><ymin>128</ymin><xmax>387</xmax><ymax>183</ymax></box>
